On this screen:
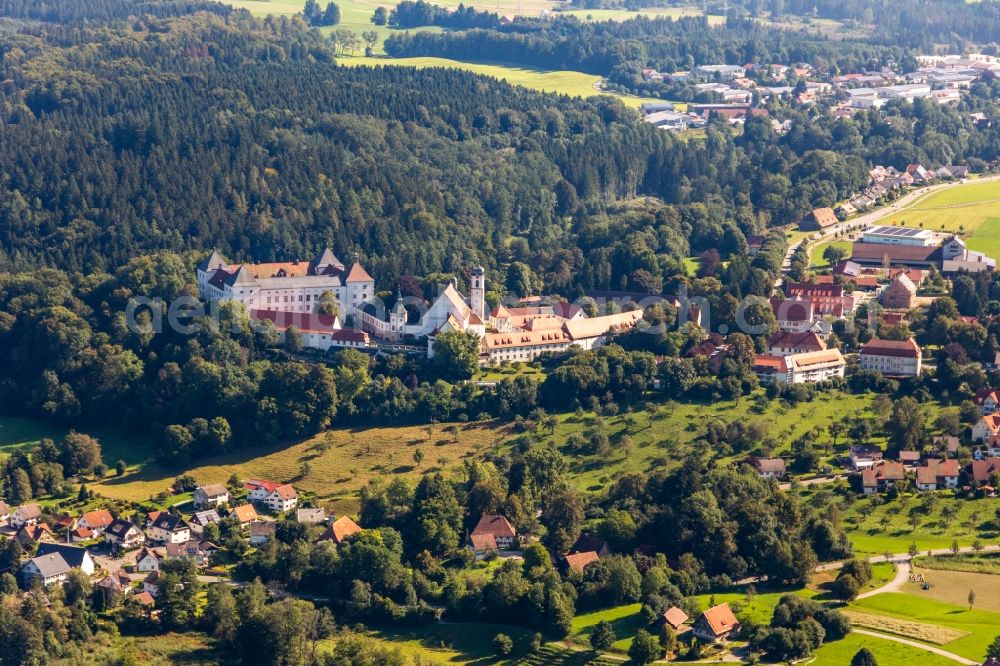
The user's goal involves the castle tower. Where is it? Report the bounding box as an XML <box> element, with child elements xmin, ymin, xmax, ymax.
<box><xmin>470</xmin><ymin>265</ymin><xmax>485</xmax><ymax>320</ymax></box>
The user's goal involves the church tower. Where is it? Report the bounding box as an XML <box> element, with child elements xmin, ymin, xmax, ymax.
<box><xmin>470</xmin><ymin>265</ymin><xmax>486</xmax><ymax>321</ymax></box>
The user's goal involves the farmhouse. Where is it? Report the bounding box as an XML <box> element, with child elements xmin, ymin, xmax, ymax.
<box><xmin>197</xmin><ymin>248</ymin><xmax>375</xmax><ymax>322</ymax></box>
<box><xmin>470</xmin><ymin>514</ymin><xmax>518</xmax><ymax>550</ymax></box>
<box><xmin>563</xmin><ymin>551</ymin><xmax>600</xmax><ymax>574</ymax></box>
<box><xmin>569</xmin><ymin>534</ymin><xmax>612</xmax><ymax>558</ymax></box>
<box><xmin>859</xmin><ymin>338</ymin><xmax>922</xmax><ymax>377</ymax></box>
<box><xmin>660</xmin><ymin>606</ymin><xmax>689</xmax><ymax>631</ymax></box>
<box><xmin>10</xmin><ymin>503</ymin><xmax>41</xmax><ymax>528</ymax></box>
<box><xmin>193</xmin><ymin>484</ymin><xmax>229</xmax><ymax>510</ymax></box>
<box><xmin>798</xmin><ymin>207</ymin><xmax>839</xmax><ymax>231</ymax></box>
<box><xmin>692</xmin><ymin>603</ymin><xmax>741</xmax><ymax>643</ymax></box>
<box><xmin>860</xmin><ymin>461</ymin><xmax>906</xmax><ymax>494</ymax></box>
<box><xmin>747</xmin><ymin>457</ymin><xmax>787</xmax><ymax>479</ymax></box>
<box><xmin>319</xmin><ymin>516</ymin><xmax>362</xmax><ymax>545</ymax></box>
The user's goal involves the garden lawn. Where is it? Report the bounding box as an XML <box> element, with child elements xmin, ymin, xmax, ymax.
<box><xmin>339</xmin><ymin>55</ymin><xmax>669</xmax><ymax>108</ymax></box>
<box><xmin>852</xmin><ymin>592</ymin><xmax>1000</xmax><ymax>661</ymax></box>
<box><xmin>810</xmin><ymin>240</ymin><xmax>851</xmax><ymax>269</ymax></box>
<box><xmin>360</xmin><ymin>622</ymin><xmax>536</xmax><ymax>664</ymax></box>
<box><xmin>812</xmin><ymin>631</ymin><xmax>956</xmax><ymax>666</ymax></box>
<box><xmin>839</xmin><ymin>494</ymin><xmax>1000</xmax><ymax>557</ymax></box>
<box><xmin>571</xmin><ymin>603</ymin><xmax>643</xmax><ymax>652</ymax></box>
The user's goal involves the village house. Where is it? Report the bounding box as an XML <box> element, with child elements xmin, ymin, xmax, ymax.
<box><xmin>143</xmin><ymin>571</ymin><xmax>164</xmax><ymax>598</ymax></box>
<box><xmin>569</xmin><ymin>534</ymin><xmax>612</xmax><ymax>558</ymax></box>
<box><xmin>915</xmin><ymin>459</ymin><xmax>961</xmax><ymax>491</ymax></box>
<box><xmin>319</xmin><ymin>515</ymin><xmax>362</xmax><ymax>545</ymax></box>
<box><xmin>798</xmin><ymin>207</ymin><xmax>840</xmax><ymax>232</ymax></box>
<box><xmin>0</xmin><ymin>501</ymin><xmax>9</xmax><ymax>525</ymax></box>
<box><xmin>972</xmin><ymin>457</ymin><xmax>1000</xmax><ymax>485</ymax></box>
<box><xmin>231</xmin><ymin>504</ymin><xmax>259</xmax><ymax>530</ymax></box>
<box><xmin>981</xmin><ymin>390</ymin><xmax>1000</xmax><ymax>416</ymax></box>
<box><xmin>973</xmin><ymin>413</ymin><xmax>1000</xmax><ymax>443</ymax></box>
<box><xmin>22</xmin><ymin>553</ymin><xmax>73</xmax><ymax>587</ymax></box>
<box><xmin>563</xmin><ymin>550</ymin><xmax>600</xmax><ymax>574</ymax></box>
<box><xmin>859</xmin><ymin>338</ymin><xmax>922</xmax><ymax>377</ymax></box>
<box><xmin>747</xmin><ymin>457</ymin><xmax>787</xmax><ymax>479</ymax></box>
<box><xmin>849</xmin><ymin>444</ymin><xmax>884</xmax><ymax>470</ymax></box>
<box><xmin>165</xmin><ymin>540</ymin><xmax>218</xmax><ymax>567</ymax></box>
<box><xmin>470</xmin><ymin>514</ymin><xmax>518</xmax><ymax>550</ymax></box>
<box><xmin>78</xmin><ymin>509</ymin><xmax>114</xmax><ymax>537</ymax></box>
<box><xmin>136</xmin><ymin>547</ymin><xmax>164</xmax><ymax>573</ymax></box>
<box><xmin>692</xmin><ymin>603</ymin><xmax>741</xmax><ymax>643</ymax></box>
<box><xmin>245</xmin><ymin>479</ymin><xmax>298</xmax><ymax>512</ymax></box>
<box><xmin>15</xmin><ymin>523</ymin><xmax>54</xmax><ymax>547</ymax></box>
<box><xmin>96</xmin><ymin>570</ymin><xmax>133</xmax><ymax>600</ymax></box>
<box><xmin>249</xmin><ymin>520</ymin><xmax>276</xmax><ymax>547</ymax></box>
<box><xmin>193</xmin><ymin>484</ymin><xmax>230</xmax><ymax>510</ymax></box>
<box><xmin>860</xmin><ymin>461</ymin><xmax>906</xmax><ymax>494</ymax></box>
<box><xmin>898</xmin><ymin>450</ymin><xmax>922</xmax><ymax>467</ymax></box>
<box><xmin>934</xmin><ymin>435</ymin><xmax>961</xmax><ymax>457</ymax></box>
<box><xmin>36</xmin><ymin>543</ymin><xmax>96</xmax><ymax>575</ymax></box>
<box><xmin>10</xmin><ymin>503</ymin><xmax>41</xmax><ymax>529</ymax></box>
<box><xmin>189</xmin><ymin>510</ymin><xmax>222</xmax><ymax>535</ymax></box>
<box><xmin>149</xmin><ymin>513</ymin><xmax>191</xmax><ymax>544</ymax></box>
<box><xmin>104</xmin><ymin>518</ymin><xmax>145</xmax><ymax>549</ymax></box>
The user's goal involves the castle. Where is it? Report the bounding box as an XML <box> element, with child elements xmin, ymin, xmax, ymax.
<box><xmin>197</xmin><ymin>248</ymin><xmax>375</xmax><ymax>321</ymax></box>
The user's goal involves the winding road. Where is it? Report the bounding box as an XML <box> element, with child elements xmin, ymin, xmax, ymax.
<box><xmin>852</xmin><ymin>629</ymin><xmax>979</xmax><ymax>665</ymax></box>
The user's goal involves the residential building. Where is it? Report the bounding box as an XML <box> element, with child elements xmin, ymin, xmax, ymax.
<box><xmin>197</xmin><ymin>249</ymin><xmax>375</xmax><ymax>322</ymax></box>
<box><xmin>35</xmin><ymin>543</ymin><xmax>95</xmax><ymax>575</ymax></box>
<box><xmin>770</xmin><ymin>298</ymin><xmax>816</xmax><ymax>333</ymax></box>
<box><xmin>569</xmin><ymin>534</ymin><xmax>612</xmax><ymax>558</ymax></box>
<box><xmin>747</xmin><ymin>457</ymin><xmax>787</xmax><ymax>479</ymax></box>
<box><xmin>319</xmin><ymin>516</ymin><xmax>362</xmax><ymax>545</ymax></box>
<box><xmin>149</xmin><ymin>513</ymin><xmax>191</xmax><ymax>544</ymax></box>
<box><xmin>165</xmin><ymin>540</ymin><xmax>218</xmax><ymax>566</ymax></box>
<box><xmin>10</xmin><ymin>503</ymin><xmax>41</xmax><ymax>529</ymax></box>
<box><xmin>15</xmin><ymin>523</ymin><xmax>54</xmax><ymax>547</ymax></box>
<box><xmin>78</xmin><ymin>509</ymin><xmax>114</xmax><ymax>537</ymax></box>
<box><xmin>859</xmin><ymin>338</ymin><xmax>922</xmax><ymax>377</ymax></box>
<box><xmin>915</xmin><ymin>459</ymin><xmax>960</xmax><ymax>491</ymax></box>
<box><xmin>693</xmin><ymin>64</ymin><xmax>746</xmax><ymax>80</ymax></box>
<box><xmin>249</xmin><ymin>520</ymin><xmax>276</xmax><ymax>547</ymax></box>
<box><xmin>470</xmin><ymin>514</ymin><xmax>518</xmax><ymax>550</ymax></box>
<box><xmin>231</xmin><ymin>504</ymin><xmax>258</xmax><ymax>529</ymax></box>
<box><xmin>104</xmin><ymin>519</ymin><xmax>145</xmax><ymax>549</ymax></box>
<box><xmin>692</xmin><ymin>603</ymin><xmax>741</xmax><ymax>643</ymax></box>
<box><xmin>22</xmin><ymin>553</ymin><xmax>72</xmax><ymax>587</ymax></box>
<box><xmin>767</xmin><ymin>331</ymin><xmax>826</xmax><ymax>356</ymax></box>
<box><xmin>971</xmin><ymin>457</ymin><xmax>1000</xmax><ymax>485</ymax></box>
<box><xmin>563</xmin><ymin>551</ymin><xmax>600</xmax><ymax>574</ymax></box>
<box><xmin>660</xmin><ymin>606</ymin><xmax>689</xmax><ymax>631</ymax></box>
<box><xmin>860</xmin><ymin>462</ymin><xmax>906</xmax><ymax>494</ymax></box>
<box><xmin>798</xmin><ymin>207</ymin><xmax>839</xmax><ymax>231</ymax></box>
<box><xmin>753</xmin><ymin>349</ymin><xmax>846</xmax><ymax>384</ymax></box>
<box><xmin>899</xmin><ymin>450</ymin><xmax>922</xmax><ymax>467</ymax></box>
<box><xmin>850</xmin><ymin>444</ymin><xmax>884</xmax><ymax>470</ymax></box>
<box><xmin>96</xmin><ymin>570</ymin><xmax>133</xmax><ymax>599</ymax></box>
<box><xmin>0</xmin><ymin>501</ymin><xmax>8</xmax><ymax>525</ymax></box>
<box><xmin>189</xmin><ymin>510</ymin><xmax>221</xmax><ymax>535</ymax></box>
<box><xmin>193</xmin><ymin>484</ymin><xmax>230</xmax><ymax>510</ymax></box>
<box><xmin>245</xmin><ymin>479</ymin><xmax>298</xmax><ymax>512</ymax></box>
<box><xmin>973</xmin><ymin>413</ymin><xmax>1000</xmax><ymax>443</ymax></box>
<box><xmin>143</xmin><ymin>571</ymin><xmax>164</xmax><ymax>598</ymax></box>
<box><xmin>982</xmin><ymin>390</ymin><xmax>1000</xmax><ymax>416</ymax></box>
<box><xmin>136</xmin><ymin>548</ymin><xmax>164</xmax><ymax>573</ymax></box>
<box><xmin>296</xmin><ymin>508</ymin><xmax>328</xmax><ymax>524</ymax></box>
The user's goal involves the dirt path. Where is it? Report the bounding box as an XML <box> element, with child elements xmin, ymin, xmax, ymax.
<box><xmin>852</xmin><ymin>629</ymin><xmax>978</xmax><ymax>665</ymax></box>
<box><xmin>856</xmin><ymin>560</ymin><xmax>910</xmax><ymax>600</ymax></box>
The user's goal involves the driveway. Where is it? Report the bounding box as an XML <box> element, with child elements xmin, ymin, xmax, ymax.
<box><xmin>856</xmin><ymin>560</ymin><xmax>910</xmax><ymax>600</ymax></box>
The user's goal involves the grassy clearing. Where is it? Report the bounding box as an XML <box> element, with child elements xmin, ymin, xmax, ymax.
<box><xmin>853</xmin><ymin>592</ymin><xmax>1000</xmax><ymax>660</ymax></box>
<box><xmin>361</xmin><ymin>622</ymin><xmax>536</xmax><ymax>664</ymax></box>
<box><xmin>810</xmin><ymin>239</ymin><xmax>851</xmax><ymax>269</ymax></box>
<box><xmin>915</xmin><ymin>552</ymin><xmax>1000</xmax><ymax>575</ymax></box>
<box><xmin>812</xmin><ymin>631</ymin><xmax>957</xmax><ymax>666</ymax></box>
<box><xmin>909</xmin><ymin>565</ymin><xmax>1000</xmax><ymax>613</ymax></box>
<box><xmin>842</xmin><ymin>609</ymin><xmax>969</xmax><ymax>645</ymax></box>
<box><xmin>114</xmin><ymin>632</ymin><xmax>223</xmax><ymax>665</ymax></box>
<box><xmin>875</xmin><ymin>178</ymin><xmax>1000</xmax><ymax>258</ymax></box>
<box><xmin>339</xmin><ymin>54</ymin><xmax>669</xmax><ymax>108</ymax></box>
<box><xmin>476</xmin><ymin>364</ymin><xmax>547</xmax><ymax>383</ymax></box>
<box><xmin>836</xmin><ymin>493</ymin><xmax>1000</xmax><ymax>556</ymax></box>
<box><xmin>0</xmin><ymin>416</ymin><xmax>154</xmax><ymax>473</ymax></box>
<box><xmin>571</xmin><ymin>603</ymin><xmax>643</xmax><ymax>652</ymax></box>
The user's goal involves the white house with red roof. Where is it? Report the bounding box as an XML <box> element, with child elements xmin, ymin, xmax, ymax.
<box><xmin>692</xmin><ymin>603</ymin><xmax>741</xmax><ymax>643</ymax></box>
<box><xmin>470</xmin><ymin>513</ymin><xmax>518</xmax><ymax>550</ymax></box>
<box><xmin>973</xmin><ymin>413</ymin><xmax>1000</xmax><ymax>443</ymax></box>
<box><xmin>197</xmin><ymin>248</ymin><xmax>375</xmax><ymax>322</ymax></box>
<box><xmin>859</xmin><ymin>337</ymin><xmax>922</xmax><ymax>377</ymax></box>
<box><xmin>245</xmin><ymin>479</ymin><xmax>298</xmax><ymax>512</ymax></box>
<box><xmin>78</xmin><ymin>509</ymin><xmax>115</xmax><ymax>537</ymax></box>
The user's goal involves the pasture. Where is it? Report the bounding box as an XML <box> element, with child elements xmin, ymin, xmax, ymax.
<box><xmin>339</xmin><ymin>55</ymin><xmax>668</xmax><ymax>108</ymax></box>
<box><xmin>909</xmin><ymin>565</ymin><xmax>1000</xmax><ymax>613</ymax></box>
<box><xmin>812</xmin><ymin>631</ymin><xmax>957</xmax><ymax>666</ymax></box>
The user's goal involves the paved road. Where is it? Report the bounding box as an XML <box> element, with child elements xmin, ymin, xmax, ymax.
<box><xmin>815</xmin><ymin>544</ymin><xmax>1000</xmax><ymax>572</ymax></box>
<box><xmin>777</xmin><ymin>473</ymin><xmax>844</xmax><ymax>490</ymax></box>
<box><xmin>856</xmin><ymin>560</ymin><xmax>910</xmax><ymax>600</ymax></box>
<box><xmin>852</xmin><ymin>629</ymin><xmax>978</xmax><ymax>665</ymax></box>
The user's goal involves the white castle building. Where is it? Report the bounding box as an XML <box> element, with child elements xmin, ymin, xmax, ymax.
<box><xmin>197</xmin><ymin>248</ymin><xmax>375</xmax><ymax>322</ymax></box>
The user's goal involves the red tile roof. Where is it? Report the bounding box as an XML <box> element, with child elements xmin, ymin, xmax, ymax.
<box><xmin>700</xmin><ymin>603</ymin><xmax>740</xmax><ymax>636</ymax></box>
<box><xmin>471</xmin><ymin>514</ymin><xmax>517</xmax><ymax>539</ymax></box>
<box><xmin>860</xmin><ymin>337</ymin><xmax>921</xmax><ymax>358</ymax></box>
<box><xmin>564</xmin><ymin>551</ymin><xmax>600</xmax><ymax>573</ymax></box>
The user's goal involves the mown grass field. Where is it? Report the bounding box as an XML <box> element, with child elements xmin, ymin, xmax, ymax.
<box><xmin>810</xmin><ymin>239</ymin><xmax>851</xmax><ymax>269</ymax></box>
<box><xmin>812</xmin><ymin>631</ymin><xmax>957</xmax><ymax>666</ymax></box>
<box><xmin>875</xmin><ymin>178</ymin><xmax>1000</xmax><ymax>259</ymax></box>
<box><xmin>339</xmin><ymin>55</ymin><xmax>669</xmax><ymax>108</ymax></box>
<box><xmin>852</xmin><ymin>592</ymin><xmax>1000</xmax><ymax>661</ymax></box>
